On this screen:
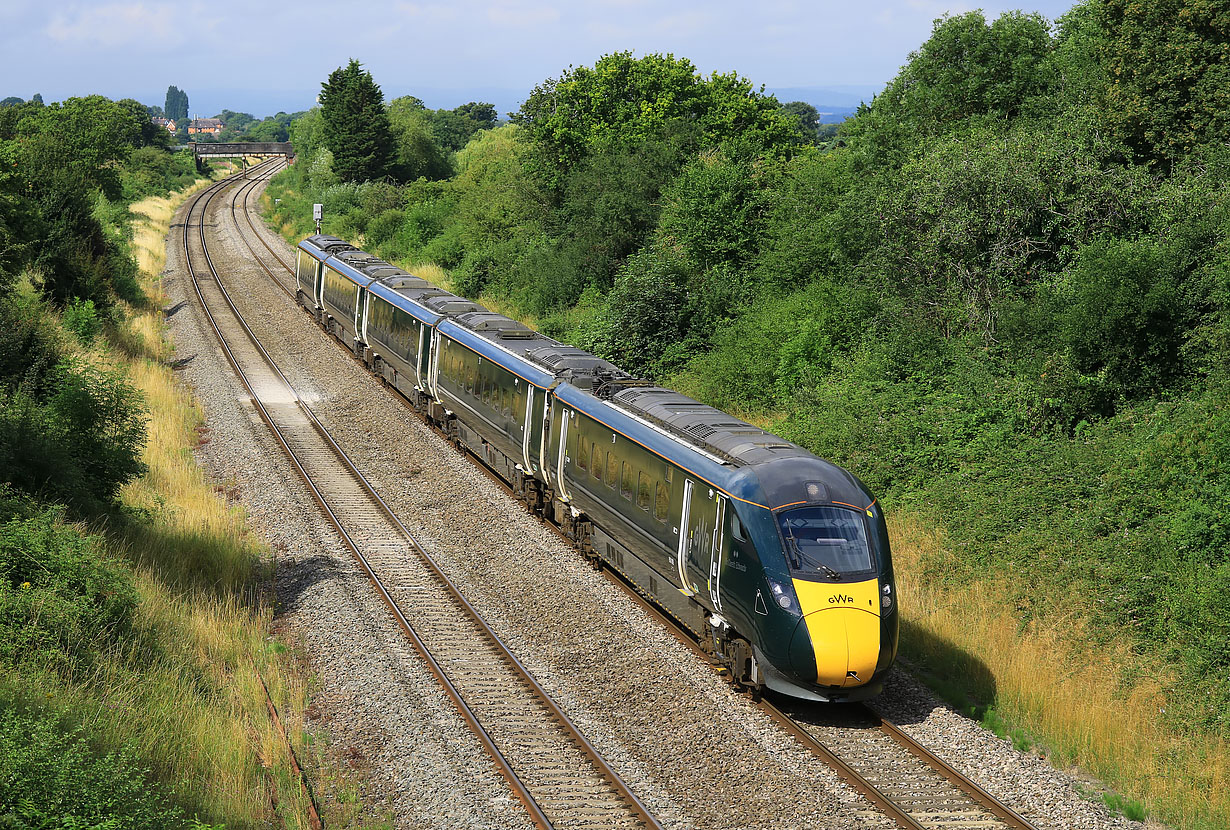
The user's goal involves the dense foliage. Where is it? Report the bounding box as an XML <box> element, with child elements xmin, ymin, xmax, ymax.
<box><xmin>319</xmin><ymin>59</ymin><xmax>396</xmax><ymax>182</ymax></box>
<box><xmin>0</xmin><ymin>95</ymin><xmax>174</xmax><ymax>519</ymax></box>
<box><xmin>0</xmin><ymin>705</ymin><xmax>186</xmax><ymax>829</ymax></box>
<box><xmin>268</xmin><ymin>0</ymin><xmax>1230</xmax><ymax>741</ymax></box>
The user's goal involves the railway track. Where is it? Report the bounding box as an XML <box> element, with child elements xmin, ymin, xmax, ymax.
<box><xmin>184</xmin><ymin>165</ymin><xmax>663</xmax><ymax>830</ymax></box>
<box><xmin>225</xmin><ymin>163</ymin><xmax>1046</xmax><ymax>830</ymax></box>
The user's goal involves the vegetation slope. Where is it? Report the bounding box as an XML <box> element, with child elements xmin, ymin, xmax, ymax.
<box><xmin>0</xmin><ymin>95</ymin><xmax>360</xmax><ymax>827</ymax></box>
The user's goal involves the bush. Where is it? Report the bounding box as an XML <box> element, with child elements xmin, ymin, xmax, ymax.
<box><xmin>0</xmin><ymin>705</ymin><xmax>187</xmax><ymax>829</ymax></box>
<box><xmin>63</xmin><ymin>298</ymin><xmax>102</xmax><ymax>344</ymax></box>
<box><xmin>0</xmin><ymin>359</ymin><xmax>147</xmax><ymax>513</ymax></box>
<box><xmin>0</xmin><ymin>507</ymin><xmax>139</xmax><ymax>672</ymax></box>
<box><xmin>1058</xmin><ymin>236</ymin><xmax>1189</xmax><ymax>399</ymax></box>
<box><xmin>584</xmin><ymin>245</ymin><xmax>699</xmax><ymax>377</ymax></box>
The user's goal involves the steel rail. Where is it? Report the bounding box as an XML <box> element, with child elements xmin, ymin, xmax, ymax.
<box><xmin>230</xmin><ymin>164</ymin><xmax>295</xmax><ymax>280</ymax></box>
<box><xmin>230</xmin><ymin>164</ymin><xmax>1041</xmax><ymax>830</ymax></box>
<box><xmin>186</xmin><ymin>168</ymin><xmax>662</xmax><ymax>830</ymax></box>
<box><xmin>182</xmin><ymin>168</ymin><xmax>556</xmax><ymax>830</ymax></box>
<box><xmin>864</xmin><ymin>705</ymin><xmax>1038</xmax><ymax>830</ymax></box>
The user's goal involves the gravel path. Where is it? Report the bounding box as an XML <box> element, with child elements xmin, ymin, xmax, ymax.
<box><xmin>161</xmin><ymin>172</ymin><xmax>1156</xmax><ymax>830</ymax></box>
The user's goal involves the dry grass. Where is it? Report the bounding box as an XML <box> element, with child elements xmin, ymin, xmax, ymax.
<box><xmin>403</xmin><ymin>261</ymin><xmax>453</xmax><ymax>291</ymax></box>
<box><xmin>76</xmin><ymin>181</ymin><xmax>342</xmax><ymax>827</ymax></box>
<box><xmin>891</xmin><ymin>512</ymin><xmax>1228</xmax><ymax>829</ymax></box>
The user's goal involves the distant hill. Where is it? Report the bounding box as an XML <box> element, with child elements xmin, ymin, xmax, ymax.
<box><xmin>766</xmin><ymin>85</ymin><xmax>878</xmax><ymax>123</ymax></box>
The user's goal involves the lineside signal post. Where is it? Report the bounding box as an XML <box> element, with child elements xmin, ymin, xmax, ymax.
<box><xmin>314</xmin><ymin>203</ymin><xmax>323</xmax><ymax>235</ymax></box>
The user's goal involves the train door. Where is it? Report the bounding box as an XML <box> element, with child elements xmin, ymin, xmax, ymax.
<box><xmin>708</xmin><ymin>495</ymin><xmax>728</xmax><ymax>612</ymax></box>
<box><xmin>677</xmin><ymin>481</ymin><xmax>723</xmax><ymax>606</ymax></box>
<box><xmin>427</xmin><ymin>332</ymin><xmax>442</xmax><ymax>402</ymax></box>
<box><xmin>553</xmin><ymin>405</ymin><xmax>573</xmax><ymax>502</ymax></box>
<box><xmin>521</xmin><ymin>385</ymin><xmax>546</xmax><ymax>476</ymax></box>
<box><xmin>416</xmin><ymin>324</ymin><xmax>428</xmax><ymax>389</ymax></box>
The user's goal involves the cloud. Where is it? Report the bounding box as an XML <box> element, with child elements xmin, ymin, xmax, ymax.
<box><xmin>45</xmin><ymin>2</ymin><xmax>187</xmax><ymax>47</ymax></box>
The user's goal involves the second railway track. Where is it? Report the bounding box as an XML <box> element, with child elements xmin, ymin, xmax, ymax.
<box><xmin>184</xmin><ymin>164</ymin><xmax>662</xmax><ymax>830</ymax></box>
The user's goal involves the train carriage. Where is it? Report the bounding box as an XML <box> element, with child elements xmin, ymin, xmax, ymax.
<box><xmin>430</xmin><ymin>315</ymin><xmax>555</xmax><ymax>487</ymax></box>
<box><xmin>302</xmin><ymin>235</ymin><xmax>898</xmax><ymax>702</ymax></box>
<box><xmin>295</xmin><ymin>234</ymin><xmax>354</xmax><ymax>316</ymax></box>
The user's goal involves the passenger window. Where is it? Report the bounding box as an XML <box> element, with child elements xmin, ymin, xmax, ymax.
<box><xmin>654</xmin><ymin>481</ymin><xmax>669</xmax><ymax>522</ymax></box>
<box><xmin>591</xmin><ymin>444</ymin><xmax>602</xmax><ymax>480</ymax></box>
<box><xmin>606</xmin><ymin>452</ymin><xmax>618</xmax><ymax>488</ymax></box>
<box><xmin>621</xmin><ymin>461</ymin><xmax>634</xmax><ymax>500</ymax></box>
<box><xmin>578</xmin><ymin>439</ymin><xmax>588</xmax><ymax>472</ymax></box>
<box><xmin>637</xmin><ymin>471</ymin><xmax>651</xmax><ymax>511</ymax></box>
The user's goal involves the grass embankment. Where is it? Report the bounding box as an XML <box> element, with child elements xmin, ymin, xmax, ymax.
<box><xmin>264</xmin><ymin>169</ymin><xmax>1225</xmax><ymax>829</ymax></box>
<box><xmin>2</xmin><ymin>178</ymin><xmax>369</xmax><ymax>827</ymax></box>
<box><xmin>892</xmin><ymin>515</ymin><xmax>1225</xmax><ymax>827</ymax></box>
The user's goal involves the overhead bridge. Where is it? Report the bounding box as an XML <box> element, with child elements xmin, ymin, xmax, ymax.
<box><xmin>192</xmin><ymin>141</ymin><xmax>294</xmax><ymax>159</ymax></box>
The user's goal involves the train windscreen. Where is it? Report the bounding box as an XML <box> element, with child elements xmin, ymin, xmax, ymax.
<box><xmin>777</xmin><ymin>506</ymin><xmax>873</xmax><ymax>579</ymax></box>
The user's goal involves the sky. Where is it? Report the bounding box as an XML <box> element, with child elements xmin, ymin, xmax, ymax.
<box><xmin>3</xmin><ymin>0</ymin><xmax>1079</xmax><ymax>119</ymax></box>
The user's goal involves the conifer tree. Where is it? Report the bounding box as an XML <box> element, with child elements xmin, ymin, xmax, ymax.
<box><xmin>163</xmin><ymin>86</ymin><xmax>188</xmax><ymax>125</ymax></box>
<box><xmin>318</xmin><ymin>59</ymin><xmax>394</xmax><ymax>182</ymax></box>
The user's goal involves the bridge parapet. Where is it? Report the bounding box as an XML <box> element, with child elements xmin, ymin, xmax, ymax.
<box><xmin>192</xmin><ymin>141</ymin><xmax>294</xmax><ymax>159</ymax></box>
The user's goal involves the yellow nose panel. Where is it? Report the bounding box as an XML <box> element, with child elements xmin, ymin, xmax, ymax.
<box><xmin>793</xmin><ymin>578</ymin><xmax>880</xmax><ymax>687</ymax></box>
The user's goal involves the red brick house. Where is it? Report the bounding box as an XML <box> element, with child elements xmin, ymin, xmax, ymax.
<box><xmin>188</xmin><ymin>118</ymin><xmax>223</xmax><ymax>135</ymax></box>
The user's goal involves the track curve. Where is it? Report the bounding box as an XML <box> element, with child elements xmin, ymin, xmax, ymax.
<box><xmin>184</xmin><ymin>165</ymin><xmax>664</xmax><ymax>830</ymax></box>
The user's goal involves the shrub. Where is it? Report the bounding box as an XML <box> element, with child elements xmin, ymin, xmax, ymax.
<box><xmin>0</xmin><ymin>359</ymin><xmax>147</xmax><ymax>513</ymax></box>
<box><xmin>1058</xmin><ymin>236</ymin><xmax>1189</xmax><ymax>399</ymax></box>
<box><xmin>0</xmin><ymin>507</ymin><xmax>139</xmax><ymax>672</ymax></box>
<box><xmin>0</xmin><ymin>705</ymin><xmax>187</xmax><ymax>829</ymax></box>
<box><xmin>63</xmin><ymin>298</ymin><xmax>102</xmax><ymax>343</ymax></box>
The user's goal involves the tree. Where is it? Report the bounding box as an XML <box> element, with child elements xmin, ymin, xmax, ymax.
<box><xmin>118</xmin><ymin>98</ymin><xmax>167</xmax><ymax>148</ymax></box>
<box><xmin>783</xmin><ymin>101</ymin><xmax>821</xmax><ymax>144</ymax></box>
<box><xmin>455</xmin><ymin>102</ymin><xmax>497</xmax><ymax>130</ymax></box>
<box><xmin>15</xmin><ymin>96</ymin><xmax>142</xmax><ymax>199</ymax></box>
<box><xmin>318</xmin><ymin>59</ymin><xmax>394</xmax><ymax>182</ymax></box>
<box><xmin>843</xmin><ymin>11</ymin><xmax>1056</xmax><ymax>165</ymax></box>
<box><xmin>387</xmin><ymin>106</ymin><xmax>451</xmax><ymax>181</ymax></box>
<box><xmin>1093</xmin><ymin>0</ymin><xmax>1230</xmax><ymax>165</ymax></box>
<box><xmin>163</xmin><ymin>85</ymin><xmax>188</xmax><ymax>125</ymax></box>
<box><xmin>514</xmin><ymin>52</ymin><xmax>796</xmax><ymax>187</ymax></box>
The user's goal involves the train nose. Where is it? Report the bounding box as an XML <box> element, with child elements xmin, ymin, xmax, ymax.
<box><xmin>789</xmin><ymin>578</ymin><xmax>881</xmax><ymax>687</ymax></box>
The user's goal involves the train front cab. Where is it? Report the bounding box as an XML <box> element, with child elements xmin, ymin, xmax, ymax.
<box><xmin>736</xmin><ymin>496</ymin><xmax>898</xmax><ymax>703</ymax></box>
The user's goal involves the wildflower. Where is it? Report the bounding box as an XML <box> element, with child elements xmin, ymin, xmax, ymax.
<box><xmin>20</xmin><ymin>582</ymin><xmax>31</xmax><ymax>590</ymax></box>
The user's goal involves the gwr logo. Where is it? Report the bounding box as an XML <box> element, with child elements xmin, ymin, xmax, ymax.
<box><xmin>829</xmin><ymin>594</ymin><xmax>854</xmax><ymax>604</ymax></box>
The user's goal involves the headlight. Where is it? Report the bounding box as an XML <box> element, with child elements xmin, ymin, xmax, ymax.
<box><xmin>881</xmin><ymin>583</ymin><xmax>894</xmax><ymax>611</ymax></box>
<box><xmin>768</xmin><ymin>579</ymin><xmax>794</xmax><ymax>610</ymax></box>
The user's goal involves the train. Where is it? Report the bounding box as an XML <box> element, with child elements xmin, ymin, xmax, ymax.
<box><xmin>294</xmin><ymin>234</ymin><xmax>898</xmax><ymax>702</ymax></box>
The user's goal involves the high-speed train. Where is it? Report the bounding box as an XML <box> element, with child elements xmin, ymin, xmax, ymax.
<box><xmin>295</xmin><ymin>234</ymin><xmax>898</xmax><ymax>701</ymax></box>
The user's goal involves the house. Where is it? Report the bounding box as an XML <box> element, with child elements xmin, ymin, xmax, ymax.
<box><xmin>187</xmin><ymin>118</ymin><xmax>223</xmax><ymax>135</ymax></box>
<box><xmin>151</xmin><ymin>116</ymin><xmax>177</xmax><ymax>132</ymax></box>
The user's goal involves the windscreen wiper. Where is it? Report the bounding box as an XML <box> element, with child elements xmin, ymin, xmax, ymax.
<box><xmin>783</xmin><ymin>524</ymin><xmax>803</xmax><ymax>569</ymax></box>
<box><xmin>818</xmin><ymin>563</ymin><xmax>841</xmax><ymax>580</ymax></box>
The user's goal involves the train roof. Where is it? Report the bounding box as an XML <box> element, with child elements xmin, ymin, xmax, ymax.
<box><xmin>610</xmin><ymin>387</ymin><xmax>804</xmax><ymax>466</ymax></box>
<box><xmin>297</xmin><ymin>236</ymin><xmax>870</xmax><ymax>506</ymax></box>
<box><xmin>300</xmin><ymin>234</ymin><xmax>355</xmax><ymax>258</ymax></box>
